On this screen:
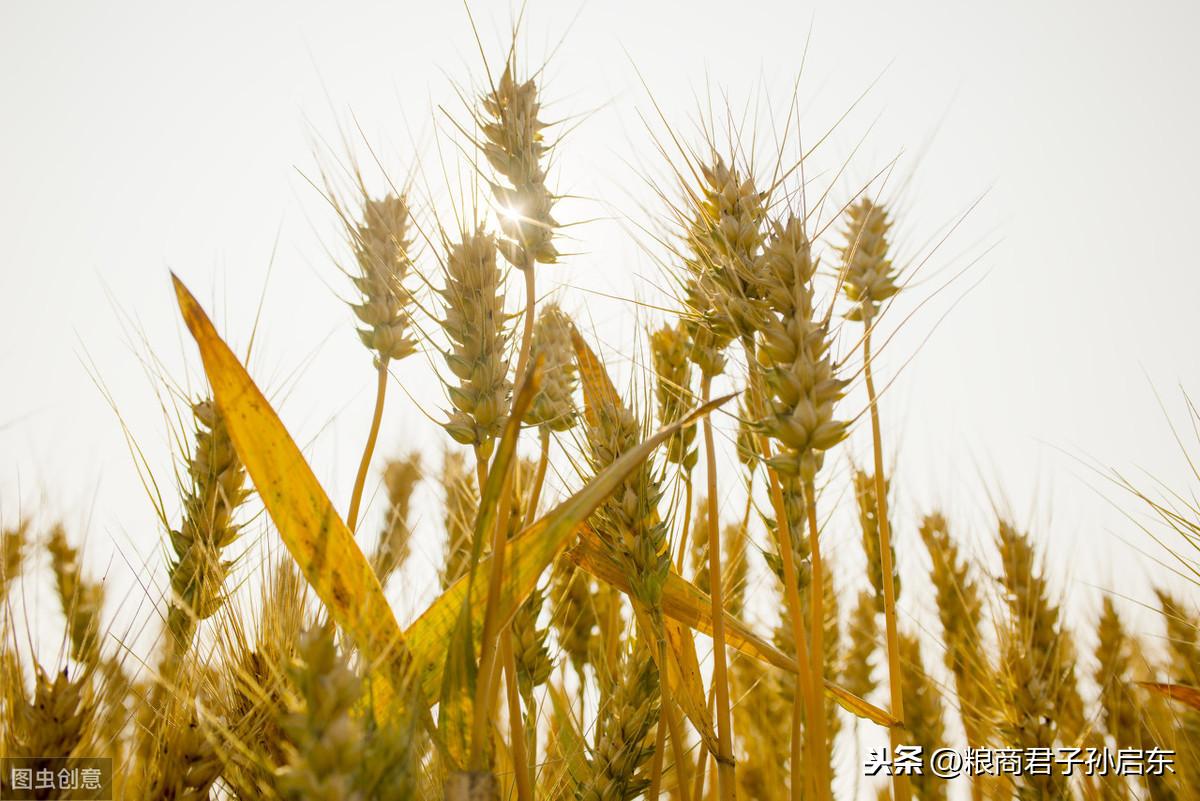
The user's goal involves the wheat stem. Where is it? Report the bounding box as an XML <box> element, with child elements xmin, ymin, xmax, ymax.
<box><xmin>524</xmin><ymin>426</ymin><xmax>551</xmax><ymax>530</ymax></box>
<box><xmin>803</xmin><ymin>478</ymin><xmax>827</xmax><ymax>758</ymax></box>
<box><xmin>692</xmin><ymin>686</ymin><xmax>715</xmax><ymax>801</ymax></box>
<box><xmin>667</xmin><ymin>694</ymin><xmax>696</xmax><ymax>801</ymax></box>
<box><xmin>648</xmin><ymin>717</ymin><xmax>668</xmax><ymax>800</ymax></box>
<box><xmin>675</xmin><ymin>477</ymin><xmax>695</xmax><ymax>574</ymax></box>
<box><xmin>514</xmin><ymin>262</ymin><xmax>537</xmax><ymax>389</ymax></box>
<box><xmin>468</xmin><ymin>461</ymin><xmax>516</xmax><ymax>770</ymax></box>
<box><xmin>501</xmin><ymin>633</ymin><xmax>534</xmax><ymax>801</ymax></box>
<box><xmin>747</xmin><ymin>339</ymin><xmax>830</xmax><ymax>801</ymax></box>
<box><xmin>862</xmin><ymin>324</ymin><xmax>911</xmax><ymax>801</ymax></box>
<box><xmin>701</xmin><ymin>374</ymin><xmax>737</xmax><ymax>801</ymax></box>
<box><xmin>762</xmin><ymin>455</ymin><xmax>828</xmax><ymax>801</ymax></box>
<box><xmin>347</xmin><ymin>360</ymin><xmax>388</xmax><ymax>532</ymax></box>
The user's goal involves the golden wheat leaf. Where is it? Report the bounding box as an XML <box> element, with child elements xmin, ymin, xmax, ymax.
<box><xmin>571</xmin><ymin>323</ymin><xmax>725</xmax><ymax>750</ymax></box>
<box><xmin>172</xmin><ymin>275</ymin><xmax>406</xmax><ymax>714</ymax></box>
<box><xmin>1140</xmin><ymin>681</ymin><xmax>1200</xmax><ymax>711</ymax></box>
<box><xmin>404</xmin><ymin>393</ymin><xmax>734</xmax><ymax>704</ymax></box>
<box><xmin>437</xmin><ymin>357</ymin><xmax>541</xmax><ymax>768</ymax></box>
<box><xmin>665</xmin><ymin>616</ymin><xmax>722</xmax><ymax>754</ymax></box>
<box><xmin>630</xmin><ymin>601</ymin><xmax>720</xmax><ymax>757</ymax></box>
<box><xmin>570</xmin><ymin>327</ymin><xmax>620</xmax><ymax>429</ymax></box>
<box><xmin>566</xmin><ymin>532</ymin><xmax>901</xmax><ymax>728</ymax></box>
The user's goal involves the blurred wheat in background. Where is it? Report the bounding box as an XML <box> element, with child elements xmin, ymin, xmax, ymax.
<box><xmin>2</xmin><ymin>9</ymin><xmax>1200</xmax><ymax>801</ymax></box>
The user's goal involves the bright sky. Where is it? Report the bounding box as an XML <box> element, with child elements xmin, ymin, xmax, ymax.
<box><xmin>3</xmin><ymin>0</ymin><xmax>1200</xmax><ymax>755</ymax></box>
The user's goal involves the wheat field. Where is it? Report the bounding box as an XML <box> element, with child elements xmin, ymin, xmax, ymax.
<box><xmin>2</xmin><ymin>13</ymin><xmax>1199</xmax><ymax>801</ymax></box>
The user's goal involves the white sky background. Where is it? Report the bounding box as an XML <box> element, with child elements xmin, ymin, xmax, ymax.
<box><xmin>3</xmin><ymin>0</ymin><xmax>1200</xmax><ymax>784</ymax></box>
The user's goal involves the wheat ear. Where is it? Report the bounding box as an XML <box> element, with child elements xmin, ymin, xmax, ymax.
<box><xmin>345</xmin><ymin>192</ymin><xmax>418</xmax><ymax>531</ymax></box>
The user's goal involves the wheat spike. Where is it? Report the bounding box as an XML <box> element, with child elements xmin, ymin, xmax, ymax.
<box><xmin>275</xmin><ymin>623</ymin><xmax>366</xmax><ymax>801</ymax></box>
<box><xmin>755</xmin><ymin>215</ymin><xmax>848</xmax><ymax>481</ymax></box>
<box><xmin>3</xmin><ymin>664</ymin><xmax>94</xmax><ymax>761</ymax></box>
<box><xmin>479</xmin><ymin>61</ymin><xmax>558</xmax><ymax>269</ymax></box>
<box><xmin>918</xmin><ymin>512</ymin><xmax>993</xmax><ymax>747</ymax></box>
<box><xmin>439</xmin><ymin>228</ymin><xmax>511</xmax><ymax>460</ymax></box>
<box><xmin>839</xmin><ymin>198</ymin><xmax>900</xmax><ymax>323</ymax></box>
<box><xmin>681</xmin><ymin>157</ymin><xmax>769</xmax><ymax>361</ymax></box>
<box><xmin>371</xmin><ymin>452</ymin><xmax>421</xmax><ymax>586</ymax></box>
<box><xmin>650</xmin><ymin>320</ymin><xmax>698</xmax><ymax>472</ymax></box>
<box><xmin>550</xmin><ymin>557</ymin><xmax>598</xmax><ymax>679</ymax></box>
<box><xmin>167</xmin><ymin>399</ymin><xmax>249</xmax><ymax>652</ymax></box>
<box><xmin>439</xmin><ymin>450</ymin><xmax>480</xmax><ymax>589</ymax></box>
<box><xmin>46</xmin><ymin>524</ymin><xmax>105</xmax><ymax>666</ymax></box>
<box><xmin>842</xmin><ymin>588</ymin><xmax>879</xmax><ymax>701</ymax></box>
<box><xmin>578</xmin><ymin>338</ymin><xmax>669</xmax><ymax>612</ymax></box>
<box><xmin>349</xmin><ymin>193</ymin><xmax>418</xmax><ymax>364</ymax></box>
<box><xmin>1157</xmin><ymin>589</ymin><xmax>1200</xmax><ymax>686</ymax></box>
<box><xmin>577</xmin><ymin>644</ymin><xmax>660</xmax><ymax>801</ymax></box>
<box><xmin>1095</xmin><ymin>597</ymin><xmax>1147</xmax><ymax>749</ymax></box>
<box><xmin>140</xmin><ymin>661</ymin><xmax>223</xmax><ymax>801</ymax></box>
<box><xmin>898</xmin><ymin>632</ymin><xmax>947</xmax><ymax>801</ymax></box>
<box><xmin>525</xmin><ymin>303</ymin><xmax>579</xmax><ymax>432</ymax></box>
<box><xmin>996</xmin><ymin>521</ymin><xmax>1083</xmax><ymax>799</ymax></box>
<box><xmin>208</xmin><ymin>559</ymin><xmax>308</xmax><ymax>800</ymax></box>
<box><xmin>855</xmin><ymin>469</ymin><xmax>900</xmax><ymax>609</ymax></box>
<box><xmin>0</xmin><ymin>519</ymin><xmax>28</xmax><ymax>604</ymax></box>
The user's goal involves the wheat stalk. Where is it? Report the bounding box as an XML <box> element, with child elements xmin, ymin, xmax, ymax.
<box><xmin>345</xmin><ymin>192</ymin><xmax>418</xmax><ymax>532</ymax></box>
<box><xmin>841</xmin><ymin>196</ymin><xmax>910</xmax><ymax>801</ymax></box>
